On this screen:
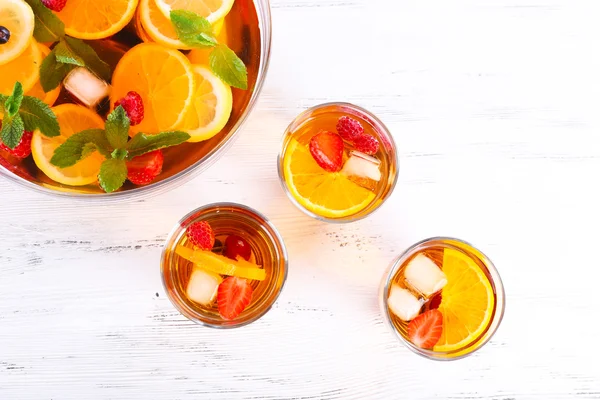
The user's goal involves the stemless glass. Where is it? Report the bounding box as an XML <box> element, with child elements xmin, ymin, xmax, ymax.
<box><xmin>161</xmin><ymin>202</ymin><xmax>288</xmax><ymax>328</ymax></box>
<box><xmin>380</xmin><ymin>237</ymin><xmax>505</xmax><ymax>360</ymax></box>
<box><xmin>277</xmin><ymin>102</ymin><xmax>399</xmax><ymax>223</ymax></box>
<box><xmin>0</xmin><ymin>0</ymin><xmax>272</xmax><ymax>201</ymax></box>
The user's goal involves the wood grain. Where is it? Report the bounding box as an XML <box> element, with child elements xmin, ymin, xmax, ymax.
<box><xmin>2</xmin><ymin>0</ymin><xmax>600</xmax><ymax>398</ymax></box>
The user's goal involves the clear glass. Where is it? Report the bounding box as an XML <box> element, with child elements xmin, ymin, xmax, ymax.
<box><xmin>379</xmin><ymin>237</ymin><xmax>506</xmax><ymax>360</ymax></box>
<box><xmin>0</xmin><ymin>0</ymin><xmax>272</xmax><ymax>201</ymax></box>
<box><xmin>277</xmin><ymin>102</ymin><xmax>399</xmax><ymax>223</ymax></box>
<box><xmin>161</xmin><ymin>202</ymin><xmax>288</xmax><ymax>328</ymax></box>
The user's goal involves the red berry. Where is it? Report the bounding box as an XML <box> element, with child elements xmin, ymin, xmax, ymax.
<box><xmin>186</xmin><ymin>221</ymin><xmax>215</xmax><ymax>250</ymax></box>
<box><xmin>114</xmin><ymin>91</ymin><xmax>144</xmax><ymax>126</ymax></box>
<box><xmin>428</xmin><ymin>292</ymin><xmax>442</xmax><ymax>310</ymax></box>
<box><xmin>353</xmin><ymin>134</ymin><xmax>379</xmax><ymax>155</ymax></box>
<box><xmin>223</xmin><ymin>235</ymin><xmax>252</xmax><ymax>261</ymax></box>
<box><xmin>41</xmin><ymin>0</ymin><xmax>67</xmax><ymax>11</ymax></box>
<box><xmin>217</xmin><ymin>277</ymin><xmax>253</xmax><ymax>320</ymax></box>
<box><xmin>336</xmin><ymin>116</ymin><xmax>364</xmax><ymax>141</ymax></box>
<box><xmin>126</xmin><ymin>149</ymin><xmax>163</xmax><ymax>185</ymax></box>
<box><xmin>0</xmin><ymin>130</ymin><xmax>33</xmax><ymax>159</ymax></box>
<box><xmin>309</xmin><ymin>131</ymin><xmax>344</xmax><ymax>172</ymax></box>
<box><xmin>407</xmin><ymin>309</ymin><xmax>443</xmax><ymax>349</ymax></box>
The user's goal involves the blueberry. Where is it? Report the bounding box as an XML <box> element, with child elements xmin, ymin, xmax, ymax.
<box><xmin>0</xmin><ymin>26</ymin><xmax>10</xmax><ymax>45</ymax></box>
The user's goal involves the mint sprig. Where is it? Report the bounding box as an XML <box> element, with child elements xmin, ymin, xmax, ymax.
<box><xmin>50</xmin><ymin>106</ymin><xmax>190</xmax><ymax>193</ymax></box>
<box><xmin>0</xmin><ymin>82</ymin><xmax>60</xmax><ymax>149</ymax></box>
<box><xmin>170</xmin><ymin>10</ymin><xmax>248</xmax><ymax>89</ymax></box>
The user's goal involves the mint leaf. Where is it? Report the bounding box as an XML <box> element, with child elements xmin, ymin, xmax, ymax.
<box><xmin>127</xmin><ymin>131</ymin><xmax>191</xmax><ymax>158</ymax></box>
<box><xmin>24</xmin><ymin>0</ymin><xmax>65</xmax><ymax>43</ymax></box>
<box><xmin>98</xmin><ymin>158</ymin><xmax>127</xmax><ymax>193</ymax></box>
<box><xmin>209</xmin><ymin>44</ymin><xmax>248</xmax><ymax>90</ymax></box>
<box><xmin>63</xmin><ymin>37</ymin><xmax>111</xmax><ymax>82</ymax></box>
<box><xmin>19</xmin><ymin>96</ymin><xmax>60</xmax><ymax>137</ymax></box>
<box><xmin>0</xmin><ymin>94</ymin><xmax>6</xmax><ymax>114</ymax></box>
<box><xmin>4</xmin><ymin>82</ymin><xmax>24</xmax><ymax>118</ymax></box>
<box><xmin>81</xmin><ymin>143</ymin><xmax>98</xmax><ymax>160</ymax></box>
<box><xmin>1</xmin><ymin>114</ymin><xmax>25</xmax><ymax>150</ymax></box>
<box><xmin>170</xmin><ymin>10</ymin><xmax>217</xmax><ymax>48</ymax></box>
<box><xmin>50</xmin><ymin>129</ymin><xmax>110</xmax><ymax>167</ymax></box>
<box><xmin>111</xmin><ymin>148</ymin><xmax>128</xmax><ymax>160</ymax></box>
<box><xmin>105</xmin><ymin>106</ymin><xmax>130</xmax><ymax>149</ymax></box>
<box><xmin>40</xmin><ymin>48</ymin><xmax>75</xmax><ymax>92</ymax></box>
<box><xmin>54</xmin><ymin>40</ymin><xmax>85</xmax><ymax>66</ymax></box>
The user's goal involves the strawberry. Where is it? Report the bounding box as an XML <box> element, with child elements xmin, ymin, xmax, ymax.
<box><xmin>336</xmin><ymin>116</ymin><xmax>364</xmax><ymax>142</ymax></box>
<box><xmin>353</xmin><ymin>134</ymin><xmax>379</xmax><ymax>156</ymax></box>
<box><xmin>186</xmin><ymin>221</ymin><xmax>215</xmax><ymax>251</ymax></box>
<box><xmin>407</xmin><ymin>309</ymin><xmax>443</xmax><ymax>349</ymax></box>
<box><xmin>114</xmin><ymin>91</ymin><xmax>144</xmax><ymax>126</ymax></box>
<box><xmin>309</xmin><ymin>131</ymin><xmax>344</xmax><ymax>172</ymax></box>
<box><xmin>428</xmin><ymin>292</ymin><xmax>442</xmax><ymax>310</ymax></box>
<box><xmin>41</xmin><ymin>0</ymin><xmax>67</xmax><ymax>11</ymax></box>
<box><xmin>223</xmin><ymin>235</ymin><xmax>252</xmax><ymax>261</ymax></box>
<box><xmin>126</xmin><ymin>149</ymin><xmax>163</xmax><ymax>185</ymax></box>
<box><xmin>217</xmin><ymin>277</ymin><xmax>253</xmax><ymax>320</ymax></box>
<box><xmin>0</xmin><ymin>130</ymin><xmax>33</xmax><ymax>159</ymax></box>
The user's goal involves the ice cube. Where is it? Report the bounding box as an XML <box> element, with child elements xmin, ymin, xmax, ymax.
<box><xmin>186</xmin><ymin>268</ymin><xmax>222</xmax><ymax>305</ymax></box>
<box><xmin>387</xmin><ymin>285</ymin><xmax>422</xmax><ymax>321</ymax></box>
<box><xmin>404</xmin><ymin>254</ymin><xmax>447</xmax><ymax>296</ymax></box>
<box><xmin>341</xmin><ymin>150</ymin><xmax>382</xmax><ymax>182</ymax></box>
<box><xmin>63</xmin><ymin>67</ymin><xmax>110</xmax><ymax>107</ymax></box>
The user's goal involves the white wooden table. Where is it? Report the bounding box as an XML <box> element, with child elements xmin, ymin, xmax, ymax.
<box><xmin>2</xmin><ymin>0</ymin><xmax>600</xmax><ymax>398</ymax></box>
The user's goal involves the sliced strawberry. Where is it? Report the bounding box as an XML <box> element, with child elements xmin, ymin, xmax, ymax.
<box><xmin>309</xmin><ymin>131</ymin><xmax>344</xmax><ymax>172</ymax></box>
<box><xmin>428</xmin><ymin>292</ymin><xmax>442</xmax><ymax>310</ymax></box>
<box><xmin>407</xmin><ymin>309</ymin><xmax>443</xmax><ymax>349</ymax></box>
<box><xmin>217</xmin><ymin>277</ymin><xmax>253</xmax><ymax>320</ymax></box>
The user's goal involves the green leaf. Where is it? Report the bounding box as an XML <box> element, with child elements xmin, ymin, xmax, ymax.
<box><xmin>209</xmin><ymin>44</ymin><xmax>248</xmax><ymax>90</ymax></box>
<box><xmin>111</xmin><ymin>148</ymin><xmax>128</xmax><ymax>160</ymax></box>
<box><xmin>105</xmin><ymin>106</ymin><xmax>130</xmax><ymax>149</ymax></box>
<box><xmin>98</xmin><ymin>158</ymin><xmax>127</xmax><ymax>193</ymax></box>
<box><xmin>54</xmin><ymin>40</ymin><xmax>85</xmax><ymax>66</ymax></box>
<box><xmin>39</xmin><ymin>48</ymin><xmax>75</xmax><ymax>92</ymax></box>
<box><xmin>63</xmin><ymin>37</ymin><xmax>111</xmax><ymax>81</ymax></box>
<box><xmin>81</xmin><ymin>143</ymin><xmax>98</xmax><ymax>160</ymax></box>
<box><xmin>50</xmin><ymin>129</ymin><xmax>111</xmax><ymax>167</ymax></box>
<box><xmin>170</xmin><ymin>10</ymin><xmax>217</xmax><ymax>48</ymax></box>
<box><xmin>1</xmin><ymin>114</ymin><xmax>25</xmax><ymax>150</ymax></box>
<box><xmin>0</xmin><ymin>94</ymin><xmax>7</xmax><ymax>114</ymax></box>
<box><xmin>24</xmin><ymin>0</ymin><xmax>65</xmax><ymax>43</ymax></box>
<box><xmin>4</xmin><ymin>82</ymin><xmax>24</xmax><ymax>118</ymax></box>
<box><xmin>19</xmin><ymin>96</ymin><xmax>60</xmax><ymax>138</ymax></box>
<box><xmin>126</xmin><ymin>131</ymin><xmax>191</xmax><ymax>158</ymax></box>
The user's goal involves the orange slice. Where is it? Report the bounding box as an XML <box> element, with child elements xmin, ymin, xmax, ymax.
<box><xmin>154</xmin><ymin>0</ymin><xmax>234</xmax><ymax>24</ymax></box>
<box><xmin>31</xmin><ymin>104</ymin><xmax>105</xmax><ymax>186</ymax></box>
<box><xmin>433</xmin><ymin>248</ymin><xmax>495</xmax><ymax>352</ymax></box>
<box><xmin>110</xmin><ymin>43</ymin><xmax>195</xmax><ymax>134</ymax></box>
<box><xmin>0</xmin><ymin>39</ymin><xmax>41</xmax><ymax>95</ymax></box>
<box><xmin>56</xmin><ymin>0</ymin><xmax>138</xmax><ymax>40</ymax></box>
<box><xmin>282</xmin><ymin>139</ymin><xmax>375</xmax><ymax>218</ymax></box>
<box><xmin>0</xmin><ymin>0</ymin><xmax>35</xmax><ymax>65</ymax></box>
<box><xmin>176</xmin><ymin>246</ymin><xmax>266</xmax><ymax>281</ymax></box>
<box><xmin>25</xmin><ymin>44</ymin><xmax>61</xmax><ymax>106</ymax></box>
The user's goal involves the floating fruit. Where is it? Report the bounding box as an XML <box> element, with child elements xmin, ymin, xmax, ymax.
<box><xmin>217</xmin><ymin>276</ymin><xmax>252</xmax><ymax>320</ymax></box>
<box><xmin>186</xmin><ymin>221</ymin><xmax>215</xmax><ymax>251</ymax></box>
<box><xmin>176</xmin><ymin>246</ymin><xmax>266</xmax><ymax>281</ymax></box>
<box><xmin>0</xmin><ymin>0</ymin><xmax>35</xmax><ymax>65</ymax></box>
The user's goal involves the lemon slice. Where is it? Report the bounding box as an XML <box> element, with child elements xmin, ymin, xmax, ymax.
<box><xmin>0</xmin><ymin>0</ymin><xmax>34</xmax><ymax>65</ymax></box>
<box><xmin>283</xmin><ymin>139</ymin><xmax>375</xmax><ymax>218</ymax></box>
<box><xmin>433</xmin><ymin>248</ymin><xmax>495</xmax><ymax>352</ymax></box>
<box><xmin>31</xmin><ymin>104</ymin><xmax>105</xmax><ymax>186</ymax></box>
<box><xmin>154</xmin><ymin>0</ymin><xmax>234</xmax><ymax>23</ymax></box>
<box><xmin>25</xmin><ymin>44</ymin><xmax>61</xmax><ymax>106</ymax></box>
<box><xmin>0</xmin><ymin>39</ymin><xmax>41</xmax><ymax>95</ymax></box>
<box><xmin>176</xmin><ymin>246</ymin><xmax>266</xmax><ymax>281</ymax></box>
<box><xmin>56</xmin><ymin>0</ymin><xmax>138</xmax><ymax>40</ymax></box>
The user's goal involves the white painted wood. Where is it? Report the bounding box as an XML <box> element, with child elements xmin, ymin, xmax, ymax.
<box><xmin>2</xmin><ymin>0</ymin><xmax>600</xmax><ymax>398</ymax></box>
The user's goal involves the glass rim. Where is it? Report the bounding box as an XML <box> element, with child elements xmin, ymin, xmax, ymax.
<box><xmin>160</xmin><ymin>201</ymin><xmax>289</xmax><ymax>329</ymax></box>
<box><xmin>277</xmin><ymin>101</ymin><xmax>400</xmax><ymax>224</ymax></box>
<box><xmin>381</xmin><ymin>236</ymin><xmax>506</xmax><ymax>361</ymax></box>
<box><xmin>0</xmin><ymin>0</ymin><xmax>273</xmax><ymax>202</ymax></box>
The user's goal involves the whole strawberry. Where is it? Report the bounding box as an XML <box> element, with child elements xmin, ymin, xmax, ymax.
<box><xmin>126</xmin><ymin>149</ymin><xmax>163</xmax><ymax>185</ymax></box>
<box><xmin>187</xmin><ymin>221</ymin><xmax>215</xmax><ymax>250</ymax></box>
<box><xmin>42</xmin><ymin>0</ymin><xmax>67</xmax><ymax>11</ymax></box>
<box><xmin>336</xmin><ymin>116</ymin><xmax>364</xmax><ymax>142</ymax></box>
<box><xmin>114</xmin><ymin>91</ymin><xmax>144</xmax><ymax>126</ymax></box>
<box><xmin>353</xmin><ymin>134</ymin><xmax>379</xmax><ymax>155</ymax></box>
<box><xmin>0</xmin><ymin>130</ymin><xmax>33</xmax><ymax>159</ymax></box>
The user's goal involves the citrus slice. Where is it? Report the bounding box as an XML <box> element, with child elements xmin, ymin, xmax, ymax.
<box><xmin>282</xmin><ymin>140</ymin><xmax>376</xmax><ymax>218</ymax></box>
<box><xmin>154</xmin><ymin>0</ymin><xmax>234</xmax><ymax>23</ymax></box>
<box><xmin>110</xmin><ymin>43</ymin><xmax>195</xmax><ymax>134</ymax></box>
<box><xmin>179</xmin><ymin>65</ymin><xmax>232</xmax><ymax>142</ymax></box>
<box><xmin>25</xmin><ymin>44</ymin><xmax>61</xmax><ymax>106</ymax></box>
<box><xmin>433</xmin><ymin>248</ymin><xmax>495</xmax><ymax>352</ymax></box>
<box><xmin>56</xmin><ymin>0</ymin><xmax>138</xmax><ymax>40</ymax></box>
<box><xmin>176</xmin><ymin>246</ymin><xmax>266</xmax><ymax>281</ymax></box>
<box><xmin>31</xmin><ymin>104</ymin><xmax>105</xmax><ymax>186</ymax></box>
<box><xmin>0</xmin><ymin>39</ymin><xmax>41</xmax><ymax>95</ymax></box>
<box><xmin>0</xmin><ymin>0</ymin><xmax>35</xmax><ymax>65</ymax></box>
